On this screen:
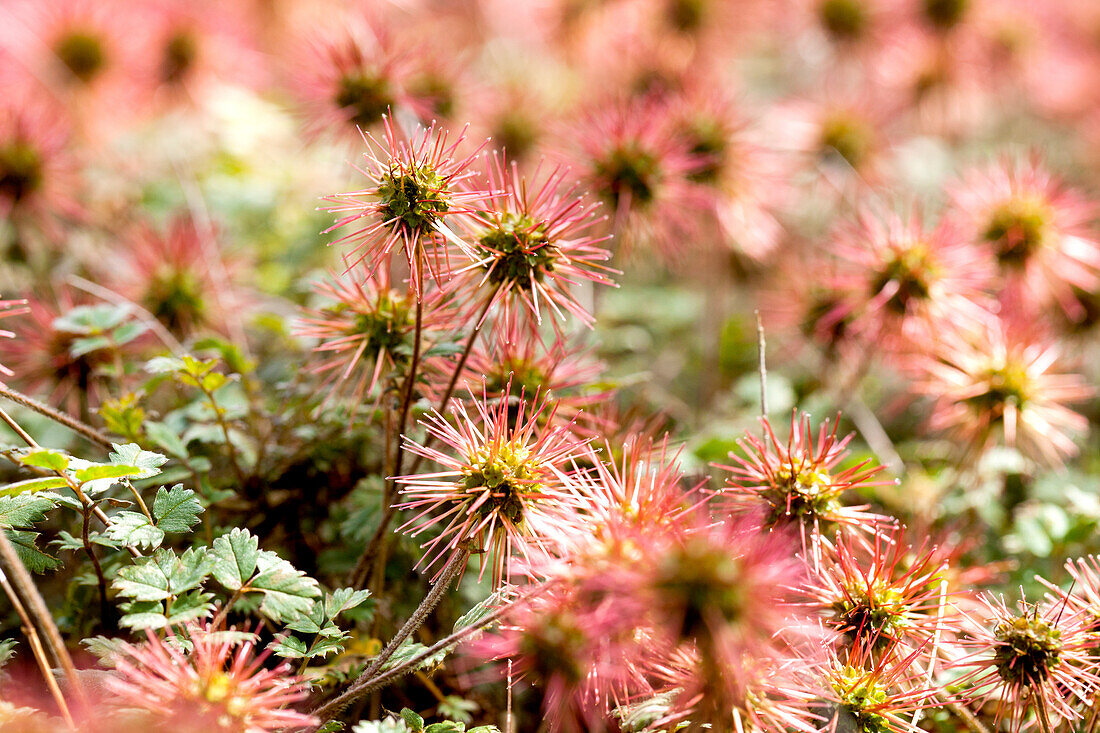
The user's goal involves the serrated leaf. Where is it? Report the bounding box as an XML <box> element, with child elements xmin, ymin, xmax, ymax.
<box><xmin>119</xmin><ymin>599</ymin><xmax>167</xmax><ymax>630</ymax></box>
<box><xmin>211</xmin><ymin>528</ymin><xmax>259</xmax><ymax>590</ymax></box>
<box><xmin>0</xmin><ymin>477</ymin><xmax>68</xmax><ymax>498</ymax></box>
<box><xmin>453</xmin><ymin>592</ymin><xmax>505</xmax><ymax>636</ymax></box>
<box><xmin>151</xmin><ymin>484</ymin><xmax>202</xmax><ymax>533</ymax></box>
<box><xmin>114</xmin><ymin>547</ymin><xmax>212</xmax><ymax>602</ymax></box>
<box><xmin>6</xmin><ymin>529</ymin><xmax>62</xmax><ymax>573</ymax></box>
<box><xmin>326</xmin><ymin>588</ymin><xmax>372</xmax><ymax>619</ymax></box>
<box><xmin>108</xmin><ymin>444</ymin><xmax>167</xmax><ymax>478</ymax></box>
<box><xmin>378</xmin><ymin>639</ymin><xmax>448</xmax><ymax>675</ymax></box>
<box><xmin>105</xmin><ymin>511</ymin><xmax>165</xmax><ymax>550</ymax></box>
<box><xmin>144</xmin><ymin>421</ymin><xmax>189</xmax><ymax>458</ymax></box>
<box><xmin>0</xmin><ymin>639</ymin><xmax>17</xmax><ymax>669</ymax></box>
<box><xmin>400</xmin><ymin>709</ymin><xmax>425</xmax><ymax>731</ymax></box>
<box><xmin>73</xmin><ymin>464</ymin><xmax>144</xmax><ymax>483</ymax></box>
<box><xmin>165</xmin><ymin>591</ymin><xmax>215</xmax><ymax>625</ymax></box>
<box><xmin>82</xmin><ymin>636</ymin><xmax>127</xmax><ymax>666</ymax></box>
<box><xmin>251</xmin><ymin>554</ymin><xmax>321</xmax><ymax>623</ymax></box>
<box><xmin>0</xmin><ymin>493</ymin><xmax>58</xmax><ymax>527</ymax></box>
<box><xmin>270</xmin><ymin>635</ymin><xmax>310</xmax><ymax>659</ymax></box>
<box><xmin>18</xmin><ymin>450</ymin><xmax>69</xmax><ymax>472</ymax></box>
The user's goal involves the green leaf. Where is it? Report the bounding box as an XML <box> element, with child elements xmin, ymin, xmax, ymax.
<box><xmin>453</xmin><ymin>591</ymin><xmax>505</xmax><ymax>637</ymax></box>
<box><xmin>73</xmin><ymin>464</ymin><xmax>145</xmax><ymax>483</ymax></box>
<box><xmin>114</xmin><ymin>547</ymin><xmax>212</xmax><ymax>602</ymax></box>
<box><xmin>378</xmin><ymin>639</ymin><xmax>447</xmax><ymax>675</ymax></box>
<box><xmin>400</xmin><ymin>709</ymin><xmax>425</xmax><ymax>732</ymax></box>
<box><xmin>250</xmin><ymin>551</ymin><xmax>321</xmax><ymax>622</ymax></box>
<box><xmin>108</xmin><ymin>444</ymin><xmax>167</xmax><ymax>478</ymax></box>
<box><xmin>271</xmin><ymin>635</ymin><xmax>310</xmax><ymax>658</ymax></box>
<box><xmin>326</xmin><ymin>587</ymin><xmax>372</xmax><ymax>619</ymax></box>
<box><xmin>211</xmin><ymin>528</ymin><xmax>259</xmax><ymax>590</ymax></box>
<box><xmin>111</xmin><ymin>321</ymin><xmax>147</xmax><ymax>346</ymax></box>
<box><xmin>18</xmin><ymin>449</ymin><xmax>69</xmax><ymax>472</ymax></box>
<box><xmin>0</xmin><ymin>477</ymin><xmax>68</xmax><ymax>498</ymax></box>
<box><xmin>0</xmin><ymin>638</ymin><xmax>16</xmax><ymax>670</ymax></box>
<box><xmin>105</xmin><ymin>511</ymin><xmax>165</xmax><ymax>550</ymax></box>
<box><xmin>144</xmin><ymin>421</ymin><xmax>189</xmax><ymax>458</ymax></box>
<box><xmin>145</xmin><ymin>356</ymin><xmax>185</xmax><ymax>374</ymax></box>
<box><xmin>0</xmin><ymin>493</ymin><xmax>58</xmax><ymax>527</ymax></box>
<box><xmin>165</xmin><ymin>590</ymin><xmax>215</xmax><ymax>625</ymax></box>
<box><xmin>6</xmin><ymin>529</ymin><xmax>62</xmax><ymax>573</ymax></box>
<box><xmin>201</xmin><ymin>372</ymin><xmax>228</xmax><ymax>393</ymax></box>
<box><xmin>53</xmin><ymin>304</ymin><xmax>130</xmax><ymax>334</ymax></box>
<box><xmin>81</xmin><ymin>636</ymin><xmax>127</xmax><ymax>666</ymax></box>
<box><xmin>152</xmin><ymin>484</ymin><xmax>202</xmax><ymax>533</ymax></box>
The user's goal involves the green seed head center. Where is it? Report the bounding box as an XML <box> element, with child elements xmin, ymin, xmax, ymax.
<box><xmin>478</xmin><ymin>213</ymin><xmax>557</xmax><ymax>290</ymax></box>
<box><xmin>983</xmin><ymin>196</ymin><xmax>1051</xmax><ymax>267</ymax></box>
<box><xmin>0</xmin><ymin>142</ymin><xmax>44</xmax><ymax>204</ymax></box>
<box><xmin>462</xmin><ymin>442</ymin><xmax>542</xmax><ymax>524</ymax></box>
<box><xmin>335</xmin><ymin>72</ymin><xmax>394</xmax><ymax>129</ymax></box>
<box><xmin>377</xmin><ymin>163</ymin><xmax>450</xmax><ymax>236</ymax></box>
<box><xmin>993</xmin><ymin>614</ymin><xmax>1062</xmax><ymax>685</ymax></box>
<box><xmin>55</xmin><ymin>31</ymin><xmax>107</xmax><ymax>83</ymax></box>
<box><xmin>595</xmin><ymin>145</ymin><xmax>661</xmax><ymax>209</ymax></box>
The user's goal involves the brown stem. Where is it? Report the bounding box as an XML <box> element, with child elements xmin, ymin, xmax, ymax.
<box><xmin>0</xmin><ymin>382</ymin><xmax>112</xmax><ymax>449</ymax></box>
<box><xmin>1035</xmin><ymin>696</ymin><xmax>1055</xmax><ymax>733</ymax></box>
<box><xmin>199</xmin><ymin>381</ymin><xmax>248</xmax><ymax>489</ymax></box>
<box><xmin>312</xmin><ymin>547</ymin><xmax>470</xmax><ymax>727</ymax></box>
<box><xmin>80</xmin><ymin>498</ymin><xmax>109</xmax><ymax>624</ymax></box>
<box><xmin>0</xmin><ymin>531</ymin><xmax>82</xmax><ymax>702</ymax></box>
<box><xmin>0</xmin><ymin>570</ymin><xmax>75</xmax><ymax>729</ymax></box>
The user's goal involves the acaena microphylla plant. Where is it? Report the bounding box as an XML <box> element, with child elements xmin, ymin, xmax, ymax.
<box><xmin>713</xmin><ymin>411</ymin><xmax>896</xmax><ymax>559</ymax></box>
<box><xmin>914</xmin><ymin>314</ymin><xmax>1091</xmax><ymax>466</ymax></box>
<box><xmin>106</xmin><ymin>620</ymin><xmax>317</xmax><ymax>732</ymax></box>
<box><xmin>456</xmin><ymin>154</ymin><xmax>616</xmax><ymax>331</ymax></box>
<box><xmin>948</xmin><ymin>156</ymin><xmax>1100</xmax><ymax>322</ymax></box>
<box><xmin>394</xmin><ymin>386</ymin><xmax>590</xmax><ymax>586</ymax></box>
<box><xmin>296</xmin><ymin>263</ymin><xmax>456</xmax><ymax>411</ymax></box>
<box><xmin>949</xmin><ymin>592</ymin><xmax>1100</xmax><ymax>732</ymax></box>
<box><xmin>802</xmin><ymin>528</ymin><xmax>947</xmax><ymax>657</ymax></box>
<box><xmin>826</xmin><ymin>206</ymin><xmax>995</xmax><ymax>352</ymax></box>
<box><xmin>323</xmin><ymin>115</ymin><xmax>486</xmax><ymax>293</ymax></box>
<box><xmin>822</xmin><ymin>641</ymin><xmax>941</xmax><ymax>733</ymax></box>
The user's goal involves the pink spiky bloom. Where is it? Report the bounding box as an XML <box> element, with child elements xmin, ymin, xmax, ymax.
<box><xmin>394</xmin><ymin>388</ymin><xmax>590</xmax><ymax>586</ymax></box>
<box><xmin>101</xmin><ymin>214</ymin><xmax>246</xmax><ymax>338</ymax></box>
<box><xmin>827</xmin><ymin>206</ymin><xmax>995</xmax><ymax>352</ymax></box>
<box><xmin>667</xmin><ymin>86</ymin><xmax>791</xmax><ymax>262</ymax></box>
<box><xmin>0</xmin><ymin>297</ymin><xmax>29</xmax><ymax>377</ymax></box>
<box><xmin>822</xmin><ymin>640</ymin><xmax>942</xmax><ymax>733</ymax></box>
<box><xmin>640</xmin><ymin>519</ymin><xmax>825</xmax><ymax>731</ymax></box>
<box><xmin>567</xmin><ymin>435</ymin><xmax>710</xmax><ymax>538</ymax></box>
<box><xmin>106</xmin><ymin>621</ymin><xmax>317</xmax><ymax>732</ymax></box>
<box><xmin>322</xmin><ymin>116</ymin><xmax>486</xmax><ymax>295</ymax></box>
<box><xmin>296</xmin><ymin>264</ymin><xmax>455</xmax><ymax>411</ymax></box>
<box><xmin>426</xmin><ymin>322</ymin><xmax>607</xmax><ymax>424</ymax></box>
<box><xmin>0</xmin><ymin>99</ymin><xmax>82</xmax><ymax>237</ymax></box>
<box><xmin>914</xmin><ymin>316</ymin><xmax>1091</xmax><ymax>465</ymax></box>
<box><xmin>470</xmin><ymin>581</ymin><xmax>650</xmax><ymax>733</ymax></box>
<box><xmin>801</xmin><ymin>528</ymin><xmax>948</xmax><ymax>657</ymax></box>
<box><xmin>949</xmin><ymin>592</ymin><xmax>1100</xmax><ymax>732</ymax></box>
<box><xmin>455</xmin><ymin>155</ymin><xmax>616</xmax><ymax>330</ymax></box>
<box><xmin>573</xmin><ymin>96</ymin><xmax>705</xmax><ymax>259</ymax></box>
<box><xmin>948</xmin><ymin>157</ymin><xmax>1100</xmax><ymax>322</ymax></box>
<box><xmin>290</xmin><ymin>14</ymin><xmax>417</xmax><ymax>141</ymax></box>
<box><xmin>713</xmin><ymin>411</ymin><xmax>896</xmax><ymax>554</ymax></box>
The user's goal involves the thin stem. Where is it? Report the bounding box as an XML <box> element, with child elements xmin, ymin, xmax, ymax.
<box><xmin>312</xmin><ymin>547</ymin><xmax>470</xmax><ymax>727</ymax></box>
<box><xmin>198</xmin><ymin>380</ymin><xmax>247</xmax><ymax>489</ymax></box>
<box><xmin>0</xmin><ymin>531</ymin><xmax>83</xmax><ymax>701</ymax></box>
<box><xmin>1036</xmin><ymin>696</ymin><xmax>1055</xmax><ymax>733</ymax></box>
<box><xmin>210</xmin><ymin>586</ymin><xmax>246</xmax><ymax>629</ymax></box>
<box><xmin>938</xmin><ymin>693</ymin><xmax>993</xmax><ymax>733</ymax></box>
<box><xmin>0</xmin><ymin>570</ymin><xmax>75</xmax><ymax>729</ymax></box>
<box><xmin>0</xmin><ymin>406</ymin><xmax>37</xmax><ymax>447</ymax></box>
<box><xmin>756</xmin><ymin>310</ymin><xmax>768</xmax><ymax>419</ymax></box>
<box><xmin>403</xmin><ymin>284</ymin><xmax>498</xmax><ymax>481</ymax></box>
<box><xmin>0</xmin><ymin>382</ymin><xmax>113</xmax><ymax>449</ymax></box>
<box><xmin>80</xmin><ymin>492</ymin><xmax>110</xmax><ymax>624</ymax></box>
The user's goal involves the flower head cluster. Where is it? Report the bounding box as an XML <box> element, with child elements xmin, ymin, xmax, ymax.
<box><xmin>324</xmin><ymin>116</ymin><xmax>485</xmax><ymax>293</ymax></box>
<box><xmin>395</xmin><ymin>389</ymin><xmax>589</xmax><ymax>585</ymax></box>
<box><xmin>107</xmin><ymin>621</ymin><xmax>317</xmax><ymax>732</ymax></box>
<box><xmin>950</xmin><ymin>593</ymin><xmax>1100</xmax><ymax>731</ymax></box>
<box><xmin>715</xmin><ymin>411</ymin><xmax>895</xmax><ymax>550</ymax></box>
<box><xmin>457</xmin><ymin>155</ymin><xmax>615</xmax><ymax>329</ymax></box>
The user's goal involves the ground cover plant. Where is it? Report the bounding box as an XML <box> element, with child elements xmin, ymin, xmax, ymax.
<box><xmin>3</xmin><ymin>0</ymin><xmax>1100</xmax><ymax>731</ymax></box>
